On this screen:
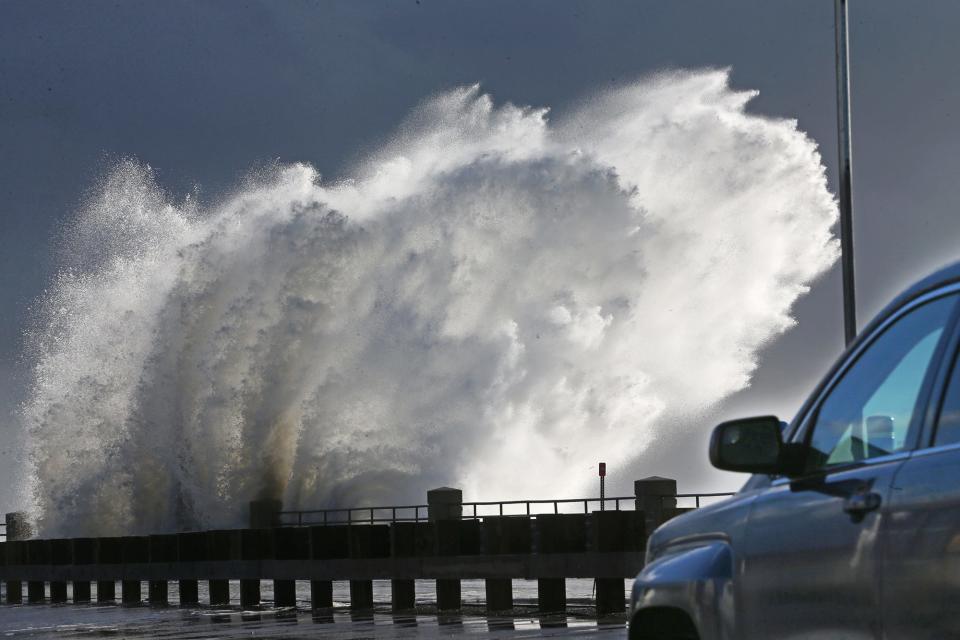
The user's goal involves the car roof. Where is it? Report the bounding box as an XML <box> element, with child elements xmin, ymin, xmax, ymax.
<box><xmin>861</xmin><ymin>259</ymin><xmax>960</xmax><ymax>341</ymax></box>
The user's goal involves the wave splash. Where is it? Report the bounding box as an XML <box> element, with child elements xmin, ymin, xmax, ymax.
<box><xmin>22</xmin><ymin>70</ymin><xmax>838</xmax><ymax>535</ymax></box>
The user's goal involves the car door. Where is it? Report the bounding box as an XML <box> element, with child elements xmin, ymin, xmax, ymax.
<box><xmin>738</xmin><ymin>292</ymin><xmax>958</xmax><ymax>640</ymax></box>
<box><xmin>883</xmin><ymin>290</ymin><xmax>960</xmax><ymax>638</ymax></box>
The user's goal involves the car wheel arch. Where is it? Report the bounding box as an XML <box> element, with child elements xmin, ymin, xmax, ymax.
<box><xmin>629</xmin><ymin>606</ymin><xmax>700</xmax><ymax>640</ymax></box>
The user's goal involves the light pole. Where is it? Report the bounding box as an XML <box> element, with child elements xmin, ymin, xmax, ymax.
<box><xmin>835</xmin><ymin>0</ymin><xmax>857</xmax><ymax>346</ymax></box>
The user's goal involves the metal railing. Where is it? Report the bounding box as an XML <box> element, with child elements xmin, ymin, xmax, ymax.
<box><xmin>0</xmin><ymin>522</ymin><xmax>5</xmax><ymax>540</ymax></box>
<box><xmin>277</xmin><ymin>492</ymin><xmax>735</xmax><ymax>527</ymax></box>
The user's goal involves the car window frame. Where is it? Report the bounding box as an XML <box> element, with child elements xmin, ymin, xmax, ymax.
<box><xmin>919</xmin><ymin>294</ymin><xmax>960</xmax><ymax>451</ymax></box>
<box><xmin>784</xmin><ymin>287</ymin><xmax>960</xmax><ymax>480</ymax></box>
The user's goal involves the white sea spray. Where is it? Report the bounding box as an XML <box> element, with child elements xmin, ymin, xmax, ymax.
<box><xmin>21</xmin><ymin>70</ymin><xmax>838</xmax><ymax>535</ymax></box>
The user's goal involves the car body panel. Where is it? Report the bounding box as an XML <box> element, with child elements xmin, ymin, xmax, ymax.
<box><xmin>631</xmin><ymin>493</ymin><xmax>754</xmax><ymax>640</ymax></box>
<box><xmin>883</xmin><ymin>443</ymin><xmax>960</xmax><ymax>638</ymax></box>
<box><xmin>739</xmin><ymin>461</ymin><xmax>903</xmax><ymax>640</ymax></box>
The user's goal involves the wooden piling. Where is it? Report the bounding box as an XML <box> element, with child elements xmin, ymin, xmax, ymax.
<box><xmin>436</xmin><ymin>578</ymin><xmax>461</xmax><ymax>611</ymax></box>
<box><xmin>310</xmin><ymin>579</ymin><xmax>333</xmax><ymax>609</ymax></box>
<box><xmin>208</xmin><ymin>579</ymin><xmax>230</xmax><ymax>606</ymax></box>
<box><xmin>96</xmin><ymin>580</ymin><xmax>115</xmax><ymax>602</ymax></box>
<box><xmin>27</xmin><ymin>581</ymin><xmax>44</xmax><ymax>603</ymax></box>
<box><xmin>5</xmin><ymin>581</ymin><xmax>22</xmax><ymax>604</ymax></box>
<box><xmin>537</xmin><ymin>578</ymin><xmax>566</xmax><ymax>613</ymax></box>
<box><xmin>178</xmin><ymin>579</ymin><xmax>198</xmax><ymax>605</ymax></box>
<box><xmin>240</xmin><ymin>579</ymin><xmax>260</xmax><ymax>609</ymax></box>
<box><xmin>391</xmin><ymin>579</ymin><xmax>415</xmax><ymax>611</ymax></box>
<box><xmin>50</xmin><ymin>580</ymin><xmax>67</xmax><ymax>603</ymax></box>
<box><xmin>349</xmin><ymin>579</ymin><xmax>373</xmax><ymax>610</ymax></box>
<box><xmin>485</xmin><ymin>578</ymin><xmax>513</xmax><ymax>611</ymax></box>
<box><xmin>73</xmin><ymin>581</ymin><xmax>91</xmax><ymax>603</ymax></box>
<box><xmin>148</xmin><ymin>580</ymin><xmax>168</xmax><ymax>605</ymax></box>
<box><xmin>121</xmin><ymin>580</ymin><xmax>140</xmax><ymax>604</ymax></box>
<box><xmin>274</xmin><ymin>579</ymin><xmax>296</xmax><ymax>607</ymax></box>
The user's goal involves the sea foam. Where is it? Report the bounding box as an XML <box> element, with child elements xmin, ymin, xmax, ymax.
<box><xmin>22</xmin><ymin>70</ymin><xmax>838</xmax><ymax>535</ymax></box>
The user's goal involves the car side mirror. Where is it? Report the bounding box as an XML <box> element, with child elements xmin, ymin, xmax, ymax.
<box><xmin>710</xmin><ymin>415</ymin><xmax>787</xmax><ymax>474</ymax></box>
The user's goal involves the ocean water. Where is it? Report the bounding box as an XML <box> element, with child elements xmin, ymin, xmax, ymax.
<box><xmin>0</xmin><ymin>579</ymin><xmax>632</xmax><ymax>638</ymax></box>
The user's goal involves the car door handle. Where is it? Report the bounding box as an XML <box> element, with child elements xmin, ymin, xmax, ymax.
<box><xmin>843</xmin><ymin>491</ymin><xmax>882</xmax><ymax>518</ymax></box>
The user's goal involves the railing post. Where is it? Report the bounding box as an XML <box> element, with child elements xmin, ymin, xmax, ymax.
<box><xmin>4</xmin><ymin>513</ymin><xmax>31</xmax><ymax>541</ymax></box>
<box><xmin>428</xmin><ymin>487</ymin><xmax>463</xmax><ymax>523</ymax></box>
<box><xmin>634</xmin><ymin>476</ymin><xmax>677</xmax><ymax>532</ymax></box>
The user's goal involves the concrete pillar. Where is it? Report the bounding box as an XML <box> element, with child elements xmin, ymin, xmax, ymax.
<box><xmin>391</xmin><ymin>579</ymin><xmax>415</xmax><ymax>611</ymax></box>
<box><xmin>595</xmin><ymin>578</ymin><xmax>626</xmax><ymax>616</ymax></box>
<box><xmin>436</xmin><ymin>578</ymin><xmax>461</xmax><ymax>611</ymax></box>
<box><xmin>50</xmin><ymin>581</ymin><xmax>67</xmax><ymax>603</ymax></box>
<box><xmin>537</xmin><ymin>578</ymin><xmax>566</xmax><ymax>613</ymax></box>
<box><xmin>427</xmin><ymin>487</ymin><xmax>462</xmax><ymax>522</ymax></box>
<box><xmin>485</xmin><ymin>578</ymin><xmax>513</xmax><ymax>611</ymax></box>
<box><xmin>349</xmin><ymin>579</ymin><xmax>373</xmax><ymax>610</ymax></box>
<box><xmin>249</xmin><ymin>499</ymin><xmax>282</xmax><ymax>528</ymax></box>
<box><xmin>178</xmin><ymin>579</ymin><xmax>198</xmax><ymax>605</ymax></box>
<box><xmin>121</xmin><ymin>580</ymin><xmax>140</xmax><ymax>604</ymax></box>
<box><xmin>240</xmin><ymin>579</ymin><xmax>260</xmax><ymax>609</ymax></box>
<box><xmin>27</xmin><ymin>581</ymin><xmax>44</xmax><ymax>603</ymax></box>
<box><xmin>634</xmin><ymin>476</ymin><xmax>677</xmax><ymax>531</ymax></box>
<box><xmin>5</xmin><ymin>581</ymin><xmax>22</xmax><ymax>604</ymax></box>
<box><xmin>73</xmin><ymin>581</ymin><xmax>91</xmax><ymax>603</ymax></box>
<box><xmin>209</xmin><ymin>579</ymin><xmax>230</xmax><ymax>606</ymax></box>
<box><xmin>96</xmin><ymin>580</ymin><xmax>115</xmax><ymax>602</ymax></box>
<box><xmin>148</xmin><ymin>580</ymin><xmax>168</xmax><ymax>605</ymax></box>
<box><xmin>310</xmin><ymin>579</ymin><xmax>333</xmax><ymax>609</ymax></box>
<box><xmin>274</xmin><ymin>579</ymin><xmax>296</xmax><ymax>607</ymax></box>
<box><xmin>4</xmin><ymin>512</ymin><xmax>32</xmax><ymax>541</ymax></box>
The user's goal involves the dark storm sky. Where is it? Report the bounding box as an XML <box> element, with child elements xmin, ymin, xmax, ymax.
<box><xmin>2</xmin><ymin>0</ymin><xmax>960</xmax><ymax>498</ymax></box>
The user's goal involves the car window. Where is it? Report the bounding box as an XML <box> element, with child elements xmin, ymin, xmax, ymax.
<box><xmin>934</xmin><ymin>344</ymin><xmax>960</xmax><ymax>447</ymax></box>
<box><xmin>803</xmin><ymin>295</ymin><xmax>956</xmax><ymax>472</ymax></box>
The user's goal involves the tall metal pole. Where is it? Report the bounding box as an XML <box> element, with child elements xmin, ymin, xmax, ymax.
<box><xmin>835</xmin><ymin>0</ymin><xmax>857</xmax><ymax>346</ymax></box>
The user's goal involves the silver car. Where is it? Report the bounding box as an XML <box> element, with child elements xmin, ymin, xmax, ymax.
<box><xmin>629</xmin><ymin>261</ymin><xmax>960</xmax><ymax>640</ymax></box>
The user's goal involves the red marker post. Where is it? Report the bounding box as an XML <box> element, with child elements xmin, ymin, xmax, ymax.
<box><xmin>599</xmin><ymin>462</ymin><xmax>606</xmax><ymax>511</ymax></box>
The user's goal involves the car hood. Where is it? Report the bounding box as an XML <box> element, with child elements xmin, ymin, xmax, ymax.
<box><xmin>647</xmin><ymin>488</ymin><xmax>759</xmax><ymax>560</ymax></box>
